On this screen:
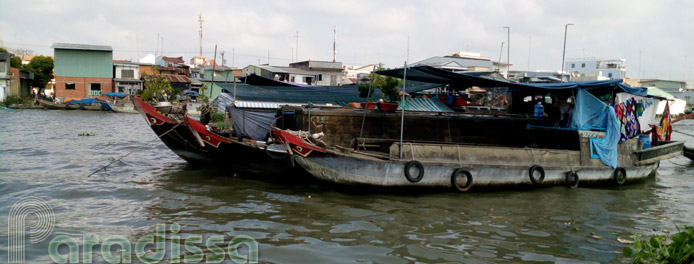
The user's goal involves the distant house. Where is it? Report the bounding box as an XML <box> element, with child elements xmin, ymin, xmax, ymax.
<box><xmin>0</xmin><ymin>52</ymin><xmax>10</xmax><ymax>101</ymax></box>
<box><xmin>342</xmin><ymin>64</ymin><xmax>377</xmax><ymax>85</ymax></box>
<box><xmin>156</xmin><ymin>56</ymin><xmax>185</xmax><ymax>67</ymax></box>
<box><xmin>565</xmin><ymin>58</ymin><xmax>626</xmax><ymax>80</ymax></box>
<box><xmin>113</xmin><ymin>61</ymin><xmax>144</xmax><ymax>96</ymax></box>
<box><xmin>52</xmin><ymin>43</ymin><xmax>114</xmax><ymax>98</ymax></box>
<box><xmin>243</xmin><ymin>65</ymin><xmax>290</xmax><ymax>81</ymax></box>
<box><xmin>289</xmin><ymin>60</ymin><xmax>343</xmax><ymax>86</ymax></box>
<box><xmin>198</xmin><ymin>65</ymin><xmax>241</xmax><ymax>82</ymax></box>
<box><xmin>640</xmin><ymin>79</ymin><xmax>686</xmax><ymax>93</ymax></box>
<box><xmin>9</xmin><ymin>67</ymin><xmax>34</xmax><ymax>97</ymax></box>
<box><xmin>139</xmin><ymin>54</ymin><xmax>156</xmax><ymax>65</ymax></box>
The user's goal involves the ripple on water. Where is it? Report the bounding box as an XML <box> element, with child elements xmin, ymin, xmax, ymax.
<box><xmin>2</xmin><ymin>111</ymin><xmax>694</xmax><ymax>263</ymax></box>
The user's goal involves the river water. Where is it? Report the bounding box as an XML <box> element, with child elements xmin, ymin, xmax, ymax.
<box><xmin>1</xmin><ymin>109</ymin><xmax>693</xmax><ymax>263</ymax></box>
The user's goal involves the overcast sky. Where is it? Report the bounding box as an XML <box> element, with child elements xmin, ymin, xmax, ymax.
<box><xmin>1</xmin><ymin>0</ymin><xmax>692</xmax><ymax>80</ymax></box>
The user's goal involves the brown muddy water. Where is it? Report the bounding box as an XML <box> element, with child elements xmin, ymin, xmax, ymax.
<box><xmin>1</xmin><ymin>109</ymin><xmax>693</xmax><ymax>263</ymax></box>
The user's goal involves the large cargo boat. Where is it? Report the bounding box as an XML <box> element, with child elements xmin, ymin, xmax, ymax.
<box><xmin>272</xmin><ymin>66</ymin><xmax>684</xmax><ymax>191</ymax></box>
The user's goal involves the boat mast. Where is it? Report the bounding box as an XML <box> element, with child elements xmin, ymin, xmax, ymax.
<box><xmin>210</xmin><ymin>45</ymin><xmax>217</xmax><ymax>98</ymax></box>
<box><xmin>359</xmin><ymin>71</ymin><xmax>376</xmax><ymax>138</ymax></box>
<box><xmin>399</xmin><ymin>61</ymin><xmax>407</xmax><ymax>159</ymax></box>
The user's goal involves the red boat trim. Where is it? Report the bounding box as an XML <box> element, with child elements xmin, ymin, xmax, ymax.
<box><xmin>272</xmin><ymin>130</ymin><xmax>326</xmax><ymax>157</ymax></box>
<box><xmin>132</xmin><ymin>98</ymin><xmax>176</xmax><ymax>126</ymax></box>
<box><xmin>184</xmin><ymin>117</ymin><xmax>231</xmax><ymax>148</ymax></box>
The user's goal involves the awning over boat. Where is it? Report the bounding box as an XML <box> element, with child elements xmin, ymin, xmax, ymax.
<box><xmin>64</xmin><ymin>98</ymin><xmax>113</xmax><ymax>111</ymax></box>
<box><xmin>376</xmin><ymin>65</ymin><xmax>648</xmax><ymax>97</ymax></box>
<box><xmin>104</xmin><ymin>92</ymin><xmax>127</xmax><ymax>98</ymax></box>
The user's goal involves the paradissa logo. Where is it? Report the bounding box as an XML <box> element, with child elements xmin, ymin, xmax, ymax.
<box><xmin>48</xmin><ymin>223</ymin><xmax>259</xmax><ymax>264</ymax></box>
<box><xmin>8</xmin><ymin>197</ymin><xmax>258</xmax><ymax>263</ymax></box>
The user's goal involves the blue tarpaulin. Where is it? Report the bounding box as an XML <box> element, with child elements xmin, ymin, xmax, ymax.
<box><xmin>104</xmin><ymin>92</ymin><xmax>127</xmax><ymax>98</ymax></box>
<box><xmin>571</xmin><ymin>90</ymin><xmax>620</xmax><ymax>168</ymax></box>
<box><xmin>183</xmin><ymin>90</ymin><xmax>200</xmax><ymax>96</ymax></box>
<box><xmin>65</xmin><ymin>98</ymin><xmax>113</xmax><ymax>111</ymax></box>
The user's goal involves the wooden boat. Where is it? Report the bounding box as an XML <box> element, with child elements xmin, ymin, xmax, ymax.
<box><xmin>39</xmin><ymin>98</ymin><xmax>113</xmax><ymax>111</ymax></box>
<box><xmin>38</xmin><ymin>99</ymin><xmax>79</xmax><ymax>110</ymax></box>
<box><xmin>271</xmin><ymin>66</ymin><xmax>684</xmax><ymax>191</ymax></box>
<box><xmin>132</xmin><ymin>98</ymin><xmax>298</xmax><ymax>176</ymax></box>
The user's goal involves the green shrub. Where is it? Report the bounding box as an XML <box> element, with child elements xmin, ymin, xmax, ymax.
<box><xmin>2</xmin><ymin>96</ymin><xmax>22</xmax><ymax>107</ymax></box>
<box><xmin>624</xmin><ymin>226</ymin><xmax>694</xmax><ymax>263</ymax></box>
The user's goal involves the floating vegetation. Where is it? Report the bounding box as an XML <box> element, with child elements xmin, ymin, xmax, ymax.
<box><xmin>624</xmin><ymin>226</ymin><xmax>694</xmax><ymax>263</ymax></box>
<box><xmin>78</xmin><ymin>132</ymin><xmax>95</xmax><ymax>136</ymax></box>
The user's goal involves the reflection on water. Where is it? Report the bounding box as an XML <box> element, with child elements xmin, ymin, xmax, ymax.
<box><xmin>1</xmin><ymin>109</ymin><xmax>693</xmax><ymax>263</ymax></box>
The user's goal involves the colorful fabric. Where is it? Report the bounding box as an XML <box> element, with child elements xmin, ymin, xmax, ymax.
<box><xmin>614</xmin><ymin>97</ymin><xmax>641</xmax><ymax>142</ymax></box>
<box><xmin>659</xmin><ymin>101</ymin><xmax>672</xmax><ymax>140</ymax></box>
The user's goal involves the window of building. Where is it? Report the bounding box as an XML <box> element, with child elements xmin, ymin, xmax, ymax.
<box><xmin>317</xmin><ymin>74</ymin><xmax>323</xmax><ymax>81</ymax></box>
<box><xmin>65</xmin><ymin>83</ymin><xmax>76</xmax><ymax>90</ymax></box>
<box><xmin>0</xmin><ymin>61</ymin><xmax>6</xmax><ymax>72</ymax></box>
<box><xmin>571</xmin><ymin>63</ymin><xmax>575</xmax><ymax>68</ymax></box>
<box><xmin>290</xmin><ymin>76</ymin><xmax>295</xmax><ymax>82</ymax></box>
<box><xmin>89</xmin><ymin>83</ymin><xmax>102</xmax><ymax>96</ymax></box>
<box><xmin>581</xmin><ymin>63</ymin><xmax>585</xmax><ymax>68</ymax></box>
<box><xmin>608</xmin><ymin>73</ymin><xmax>613</xmax><ymax>78</ymax></box>
<box><xmin>121</xmin><ymin>69</ymin><xmax>134</xmax><ymax>78</ymax></box>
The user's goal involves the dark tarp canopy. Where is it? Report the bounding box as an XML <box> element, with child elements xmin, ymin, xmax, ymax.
<box><xmin>376</xmin><ymin>65</ymin><xmax>647</xmax><ymax>97</ymax></box>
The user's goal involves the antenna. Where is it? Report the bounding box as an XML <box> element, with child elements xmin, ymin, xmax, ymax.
<box><xmin>333</xmin><ymin>25</ymin><xmax>337</xmax><ymax>63</ymax></box>
<box><xmin>199</xmin><ymin>13</ymin><xmax>205</xmax><ymax>57</ymax></box>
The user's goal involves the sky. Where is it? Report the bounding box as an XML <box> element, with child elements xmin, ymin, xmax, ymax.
<box><xmin>1</xmin><ymin>0</ymin><xmax>693</xmax><ymax>80</ymax></box>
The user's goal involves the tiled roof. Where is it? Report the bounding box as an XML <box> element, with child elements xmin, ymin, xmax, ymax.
<box><xmin>162</xmin><ymin>56</ymin><xmax>185</xmax><ymax>64</ymax></box>
<box><xmin>51</xmin><ymin>43</ymin><xmax>113</xmax><ymax>51</ymax></box>
<box><xmin>164</xmin><ymin>74</ymin><xmax>191</xmax><ymax>84</ymax></box>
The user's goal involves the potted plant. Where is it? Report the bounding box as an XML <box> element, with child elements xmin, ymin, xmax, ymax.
<box><xmin>357</xmin><ymin>69</ymin><xmax>403</xmax><ymax>111</ymax></box>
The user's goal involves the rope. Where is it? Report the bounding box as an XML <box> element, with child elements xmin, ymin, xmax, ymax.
<box><xmin>667</xmin><ymin>159</ymin><xmax>692</xmax><ymax>167</ymax></box>
<box><xmin>674</xmin><ymin>130</ymin><xmax>694</xmax><ymax>138</ymax></box>
<box><xmin>87</xmin><ymin>122</ymin><xmax>182</xmax><ymax>177</ymax></box>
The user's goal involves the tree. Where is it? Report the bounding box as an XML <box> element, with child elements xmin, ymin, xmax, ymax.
<box><xmin>140</xmin><ymin>68</ymin><xmax>173</xmax><ymax>101</ymax></box>
<box><xmin>24</xmin><ymin>56</ymin><xmax>54</xmax><ymax>93</ymax></box>
<box><xmin>10</xmin><ymin>56</ymin><xmax>22</xmax><ymax>68</ymax></box>
<box><xmin>358</xmin><ymin>68</ymin><xmax>403</xmax><ymax>102</ymax></box>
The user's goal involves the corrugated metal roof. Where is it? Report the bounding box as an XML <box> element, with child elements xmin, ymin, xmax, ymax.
<box><xmin>256</xmin><ymin>65</ymin><xmax>289</xmax><ymax>74</ymax></box>
<box><xmin>51</xmin><ymin>43</ymin><xmax>113</xmax><ymax>51</ymax></box>
<box><xmin>397</xmin><ymin>98</ymin><xmax>454</xmax><ymax>112</ymax></box>
<box><xmin>412</xmin><ymin>56</ymin><xmax>493</xmax><ymax>69</ymax></box>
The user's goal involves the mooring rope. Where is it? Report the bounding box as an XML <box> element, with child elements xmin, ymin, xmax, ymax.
<box><xmin>87</xmin><ymin>122</ymin><xmax>182</xmax><ymax>177</ymax></box>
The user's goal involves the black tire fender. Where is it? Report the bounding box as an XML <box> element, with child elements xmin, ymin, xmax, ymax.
<box><xmin>613</xmin><ymin>167</ymin><xmax>626</xmax><ymax>185</ymax></box>
<box><xmin>565</xmin><ymin>171</ymin><xmax>579</xmax><ymax>189</ymax></box>
<box><xmin>404</xmin><ymin>160</ymin><xmax>424</xmax><ymax>183</ymax></box>
<box><xmin>529</xmin><ymin>165</ymin><xmax>545</xmax><ymax>184</ymax></box>
<box><xmin>451</xmin><ymin>169</ymin><xmax>473</xmax><ymax>192</ymax></box>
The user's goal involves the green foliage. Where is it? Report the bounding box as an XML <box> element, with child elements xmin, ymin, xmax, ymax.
<box><xmin>140</xmin><ymin>70</ymin><xmax>173</xmax><ymax>101</ymax></box>
<box><xmin>2</xmin><ymin>96</ymin><xmax>23</xmax><ymax>107</ymax></box>
<box><xmin>24</xmin><ymin>56</ymin><xmax>54</xmax><ymax>91</ymax></box>
<box><xmin>10</xmin><ymin>56</ymin><xmax>22</xmax><ymax>68</ymax></box>
<box><xmin>624</xmin><ymin>226</ymin><xmax>694</xmax><ymax>264</ymax></box>
<box><xmin>358</xmin><ymin>69</ymin><xmax>403</xmax><ymax>102</ymax></box>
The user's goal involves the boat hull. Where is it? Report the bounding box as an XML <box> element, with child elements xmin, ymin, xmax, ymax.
<box><xmin>293</xmin><ymin>149</ymin><xmax>658</xmax><ymax>189</ymax></box>
<box><xmin>132</xmin><ymin>98</ymin><xmax>297</xmax><ymax>176</ymax></box>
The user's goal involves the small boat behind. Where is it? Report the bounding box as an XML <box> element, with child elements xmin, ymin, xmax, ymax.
<box><xmin>684</xmin><ymin>146</ymin><xmax>694</xmax><ymax>161</ymax></box>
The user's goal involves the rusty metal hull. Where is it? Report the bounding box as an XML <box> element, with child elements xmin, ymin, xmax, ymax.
<box><xmin>289</xmin><ymin>141</ymin><xmax>661</xmax><ymax>189</ymax></box>
<box><xmin>294</xmin><ymin>149</ymin><xmax>658</xmax><ymax>188</ymax></box>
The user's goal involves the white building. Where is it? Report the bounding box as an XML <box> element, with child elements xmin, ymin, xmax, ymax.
<box><xmin>113</xmin><ymin>61</ymin><xmax>143</xmax><ymax>95</ymax></box>
<box><xmin>565</xmin><ymin>58</ymin><xmax>626</xmax><ymax>80</ymax></box>
<box><xmin>343</xmin><ymin>64</ymin><xmax>377</xmax><ymax>85</ymax></box>
<box><xmin>0</xmin><ymin>52</ymin><xmax>10</xmax><ymax>102</ymax></box>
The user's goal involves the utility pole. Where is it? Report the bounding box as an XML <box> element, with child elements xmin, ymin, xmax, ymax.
<box><xmin>220</xmin><ymin>51</ymin><xmax>225</xmax><ymax>66</ymax></box>
<box><xmin>561</xmin><ymin>23</ymin><xmax>574</xmax><ymax>75</ymax></box>
<box><xmin>505</xmin><ymin>27</ymin><xmax>510</xmax><ymax>74</ymax></box>
<box><xmin>498</xmin><ymin>42</ymin><xmax>504</xmax><ymax>73</ymax></box>
<box><xmin>198</xmin><ymin>13</ymin><xmax>205</xmax><ymax>57</ymax></box>
<box><xmin>294</xmin><ymin>31</ymin><xmax>299</xmax><ymax>62</ymax></box>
